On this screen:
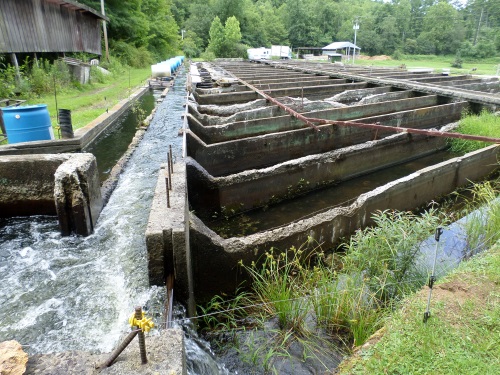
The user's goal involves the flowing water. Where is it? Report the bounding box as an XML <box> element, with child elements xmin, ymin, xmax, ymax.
<box><xmin>86</xmin><ymin>91</ymin><xmax>157</xmax><ymax>182</ymax></box>
<box><xmin>0</xmin><ymin>75</ymin><xmax>185</xmax><ymax>354</ymax></box>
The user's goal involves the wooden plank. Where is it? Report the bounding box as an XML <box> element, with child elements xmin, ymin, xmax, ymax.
<box><xmin>18</xmin><ymin>0</ymin><xmax>32</xmax><ymax>52</ymax></box>
<box><xmin>26</xmin><ymin>3</ymin><xmax>38</xmax><ymax>52</ymax></box>
<box><xmin>33</xmin><ymin>0</ymin><xmax>50</xmax><ymax>52</ymax></box>
<box><xmin>0</xmin><ymin>3</ymin><xmax>12</xmax><ymax>51</ymax></box>
<box><xmin>4</xmin><ymin>0</ymin><xmax>22</xmax><ymax>52</ymax></box>
<box><xmin>20</xmin><ymin>0</ymin><xmax>37</xmax><ymax>52</ymax></box>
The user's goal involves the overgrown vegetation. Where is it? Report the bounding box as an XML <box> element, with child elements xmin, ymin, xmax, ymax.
<box><xmin>198</xmin><ymin>180</ymin><xmax>500</xmax><ymax>373</ymax></box>
<box><xmin>448</xmin><ymin>111</ymin><xmax>500</xmax><ymax>153</ymax></box>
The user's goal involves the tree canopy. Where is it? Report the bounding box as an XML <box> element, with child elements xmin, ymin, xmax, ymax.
<box><xmin>73</xmin><ymin>0</ymin><xmax>500</xmax><ymax>63</ymax></box>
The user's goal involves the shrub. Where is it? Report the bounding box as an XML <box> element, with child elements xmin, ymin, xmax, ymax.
<box><xmin>451</xmin><ymin>50</ymin><xmax>463</xmax><ymax>68</ymax></box>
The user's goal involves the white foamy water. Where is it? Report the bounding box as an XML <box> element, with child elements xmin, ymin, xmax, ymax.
<box><xmin>0</xmin><ymin>72</ymin><xmax>186</xmax><ymax>354</ymax></box>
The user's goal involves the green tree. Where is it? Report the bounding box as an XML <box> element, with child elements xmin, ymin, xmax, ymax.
<box><xmin>419</xmin><ymin>1</ymin><xmax>465</xmax><ymax>54</ymax></box>
<box><xmin>224</xmin><ymin>16</ymin><xmax>243</xmax><ymax>57</ymax></box>
<box><xmin>207</xmin><ymin>16</ymin><xmax>226</xmax><ymax>57</ymax></box>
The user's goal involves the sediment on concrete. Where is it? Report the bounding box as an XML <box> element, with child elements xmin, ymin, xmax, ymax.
<box><xmin>188</xmin><ymin>145</ymin><xmax>499</xmax><ymax>300</ymax></box>
<box><xmin>187</xmin><ymin>95</ymin><xmax>453</xmax><ymax>144</ymax></box>
<box><xmin>186</xmin><ymin>102</ymin><xmax>467</xmax><ymax>177</ymax></box>
<box><xmin>0</xmin><ymin>153</ymin><xmax>102</xmax><ymax>236</ymax></box>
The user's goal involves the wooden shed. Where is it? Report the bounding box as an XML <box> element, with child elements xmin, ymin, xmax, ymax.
<box><xmin>0</xmin><ymin>0</ymin><xmax>107</xmax><ymax>55</ymax></box>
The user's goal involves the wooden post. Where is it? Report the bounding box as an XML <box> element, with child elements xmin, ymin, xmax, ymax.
<box><xmin>10</xmin><ymin>53</ymin><xmax>20</xmax><ymax>83</ymax></box>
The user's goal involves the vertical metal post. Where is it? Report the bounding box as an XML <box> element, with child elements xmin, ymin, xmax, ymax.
<box><xmin>167</xmin><ymin>157</ymin><xmax>172</xmax><ymax>191</ymax></box>
<box><xmin>165</xmin><ymin>177</ymin><xmax>170</xmax><ymax>208</ymax></box>
<box><xmin>424</xmin><ymin>227</ymin><xmax>443</xmax><ymax>323</ymax></box>
<box><xmin>169</xmin><ymin>145</ymin><xmax>174</xmax><ymax>174</ymax></box>
<box><xmin>134</xmin><ymin>306</ymin><xmax>148</xmax><ymax>364</ymax></box>
<box><xmin>353</xmin><ymin>18</ymin><xmax>359</xmax><ymax>64</ymax></box>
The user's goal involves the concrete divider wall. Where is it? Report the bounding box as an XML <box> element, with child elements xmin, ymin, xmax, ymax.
<box><xmin>0</xmin><ymin>153</ymin><xmax>102</xmax><ymax>236</ymax></box>
<box><xmin>186</xmin><ymin>125</ymin><xmax>456</xmax><ymax>218</ymax></box>
<box><xmin>188</xmin><ymin>145</ymin><xmax>499</xmax><ymax>301</ymax></box>
<box><xmin>145</xmin><ymin>163</ymin><xmax>192</xmax><ymax>305</ymax></box>
<box><xmin>186</xmin><ymin>102</ymin><xmax>467</xmax><ymax>176</ymax></box>
<box><xmin>188</xmin><ymin>95</ymin><xmax>443</xmax><ymax>144</ymax></box>
<box><xmin>0</xmin><ymin>154</ymin><xmax>71</xmax><ymax>216</ymax></box>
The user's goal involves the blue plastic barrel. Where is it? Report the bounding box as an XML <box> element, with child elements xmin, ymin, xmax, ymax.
<box><xmin>2</xmin><ymin>104</ymin><xmax>54</xmax><ymax>144</ymax></box>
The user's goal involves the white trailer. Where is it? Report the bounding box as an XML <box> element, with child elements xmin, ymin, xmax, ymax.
<box><xmin>247</xmin><ymin>47</ymin><xmax>271</xmax><ymax>60</ymax></box>
<box><xmin>271</xmin><ymin>45</ymin><xmax>292</xmax><ymax>59</ymax></box>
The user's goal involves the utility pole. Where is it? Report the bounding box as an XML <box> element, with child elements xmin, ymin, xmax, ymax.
<box><xmin>101</xmin><ymin>0</ymin><xmax>110</xmax><ymax>62</ymax></box>
<box><xmin>473</xmin><ymin>7</ymin><xmax>484</xmax><ymax>46</ymax></box>
<box><xmin>353</xmin><ymin>17</ymin><xmax>360</xmax><ymax>64</ymax></box>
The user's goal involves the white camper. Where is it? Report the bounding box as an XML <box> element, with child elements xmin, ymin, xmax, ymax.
<box><xmin>247</xmin><ymin>47</ymin><xmax>271</xmax><ymax>60</ymax></box>
<box><xmin>271</xmin><ymin>45</ymin><xmax>292</xmax><ymax>59</ymax></box>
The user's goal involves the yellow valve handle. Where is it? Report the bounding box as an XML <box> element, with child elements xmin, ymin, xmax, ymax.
<box><xmin>129</xmin><ymin>311</ymin><xmax>155</xmax><ymax>333</ymax></box>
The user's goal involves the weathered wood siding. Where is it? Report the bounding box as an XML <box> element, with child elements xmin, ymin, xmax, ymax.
<box><xmin>0</xmin><ymin>0</ymin><xmax>102</xmax><ymax>54</ymax></box>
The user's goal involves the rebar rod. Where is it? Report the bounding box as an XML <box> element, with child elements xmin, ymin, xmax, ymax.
<box><xmin>134</xmin><ymin>306</ymin><xmax>148</xmax><ymax>364</ymax></box>
<box><xmin>100</xmin><ymin>329</ymin><xmax>139</xmax><ymax>368</ymax></box>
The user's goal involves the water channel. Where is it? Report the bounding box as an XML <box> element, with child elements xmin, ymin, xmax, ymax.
<box><xmin>0</xmin><ymin>75</ymin><xmax>185</xmax><ymax>354</ymax></box>
<box><xmin>207</xmin><ymin>150</ymin><xmax>460</xmax><ymax>238</ymax></box>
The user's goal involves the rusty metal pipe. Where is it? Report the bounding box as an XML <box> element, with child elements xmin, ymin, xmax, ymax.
<box><xmin>226</xmin><ymin>72</ymin><xmax>319</xmax><ymax>131</ymax></box>
<box><xmin>100</xmin><ymin>329</ymin><xmax>139</xmax><ymax>368</ymax></box>
<box><xmin>306</xmin><ymin>117</ymin><xmax>500</xmax><ymax>144</ymax></box>
<box><xmin>135</xmin><ymin>306</ymin><xmax>148</xmax><ymax>364</ymax></box>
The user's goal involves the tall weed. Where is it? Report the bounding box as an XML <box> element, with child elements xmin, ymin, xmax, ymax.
<box><xmin>448</xmin><ymin>111</ymin><xmax>500</xmax><ymax>154</ymax></box>
<box><xmin>462</xmin><ymin>180</ymin><xmax>500</xmax><ymax>256</ymax></box>
<box><xmin>342</xmin><ymin>209</ymin><xmax>445</xmax><ymax>301</ymax></box>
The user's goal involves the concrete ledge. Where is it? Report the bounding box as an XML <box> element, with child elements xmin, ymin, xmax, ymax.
<box><xmin>187</xmin><ymin>95</ymin><xmax>444</xmax><ymax>144</ymax></box>
<box><xmin>0</xmin><ymin>153</ymin><xmax>102</xmax><ymax>236</ymax></box>
<box><xmin>25</xmin><ymin>329</ymin><xmax>186</xmax><ymax>375</ymax></box>
<box><xmin>186</xmin><ymin>102</ymin><xmax>467</xmax><ymax>176</ymax></box>
<box><xmin>145</xmin><ymin>163</ymin><xmax>188</xmax><ymax>289</ymax></box>
<box><xmin>188</xmin><ymin>145</ymin><xmax>499</xmax><ymax>300</ymax></box>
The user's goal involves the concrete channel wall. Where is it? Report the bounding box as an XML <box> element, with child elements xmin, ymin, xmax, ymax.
<box><xmin>186</xmin><ymin>102</ymin><xmax>467</xmax><ymax>176</ymax></box>
<box><xmin>188</xmin><ymin>145</ymin><xmax>499</xmax><ymax>300</ymax></box>
<box><xmin>0</xmin><ymin>85</ymin><xmax>149</xmax><ymax>236</ymax></box>
<box><xmin>145</xmin><ymin>162</ymin><xmax>193</xmax><ymax>307</ymax></box>
<box><xmin>186</xmin><ymin>124</ymin><xmax>457</xmax><ymax>218</ymax></box>
<box><xmin>0</xmin><ymin>153</ymin><xmax>102</xmax><ymax>236</ymax></box>
<box><xmin>188</xmin><ymin>95</ymin><xmax>449</xmax><ymax>144</ymax></box>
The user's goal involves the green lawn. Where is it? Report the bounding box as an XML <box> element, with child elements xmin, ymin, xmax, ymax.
<box><xmin>27</xmin><ymin>67</ymin><xmax>151</xmax><ymax>135</ymax></box>
<box><xmin>354</xmin><ymin>54</ymin><xmax>500</xmax><ymax>76</ymax></box>
<box><xmin>339</xmin><ymin>245</ymin><xmax>500</xmax><ymax>375</ymax></box>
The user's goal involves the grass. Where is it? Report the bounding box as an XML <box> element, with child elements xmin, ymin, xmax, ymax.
<box><xmin>26</xmin><ymin>67</ymin><xmax>151</xmax><ymax>134</ymax></box>
<box><xmin>353</xmin><ymin>54</ymin><xmax>500</xmax><ymax>76</ymax></box>
<box><xmin>448</xmin><ymin>111</ymin><xmax>500</xmax><ymax>154</ymax></box>
<box><xmin>338</xmin><ymin>244</ymin><xmax>500</xmax><ymax>375</ymax></box>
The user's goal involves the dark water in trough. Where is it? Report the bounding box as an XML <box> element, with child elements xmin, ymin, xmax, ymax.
<box><xmin>207</xmin><ymin>150</ymin><xmax>460</xmax><ymax>238</ymax></box>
